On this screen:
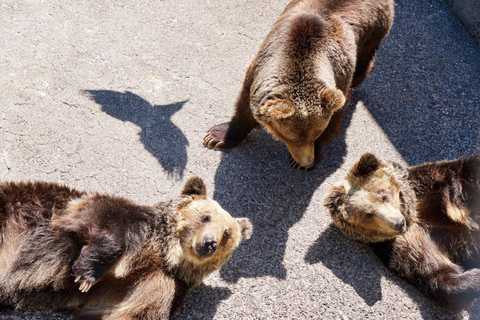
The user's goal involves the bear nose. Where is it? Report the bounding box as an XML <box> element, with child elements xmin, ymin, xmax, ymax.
<box><xmin>198</xmin><ymin>238</ymin><xmax>217</xmax><ymax>258</ymax></box>
<box><xmin>394</xmin><ymin>217</ymin><xmax>406</xmax><ymax>233</ymax></box>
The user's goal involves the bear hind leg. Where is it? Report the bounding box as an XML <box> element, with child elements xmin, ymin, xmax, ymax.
<box><xmin>430</xmin><ymin>267</ymin><xmax>480</xmax><ymax>311</ymax></box>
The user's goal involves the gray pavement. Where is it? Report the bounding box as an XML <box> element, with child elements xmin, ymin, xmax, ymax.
<box><xmin>1</xmin><ymin>0</ymin><xmax>479</xmax><ymax>319</ymax></box>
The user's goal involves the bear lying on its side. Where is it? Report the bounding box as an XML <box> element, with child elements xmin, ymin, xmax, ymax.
<box><xmin>0</xmin><ymin>177</ymin><xmax>252</xmax><ymax>319</ymax></box>
<box><xmin>204</xmin><ymin>0</ymin><xmax>394</xmax><ymax>170</ymax></box>
<box><xmin>324</xmin><ymin>153</ymin><xmax>480</xmax><ymax>311</ymax></box>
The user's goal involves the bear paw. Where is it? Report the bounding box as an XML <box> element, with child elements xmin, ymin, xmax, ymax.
<box><xmin>74</xmin><ymin>275</ymin><xmax>97</xmax><ymax>293</ymax></box>
<box><xmin>204</xmin><ymin>122</ymin><xmax>243</xmax><ymax>149</ymax></box>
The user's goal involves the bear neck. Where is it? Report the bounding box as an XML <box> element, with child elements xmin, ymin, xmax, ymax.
<box><xmin>173</xmin><ymin>255</ymin><xmax>228</xmax><ymax>287</ymax></box>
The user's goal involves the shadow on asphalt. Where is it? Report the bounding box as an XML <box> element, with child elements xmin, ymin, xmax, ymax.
<box><xmin>305</xmin><ymin>224</ymin><xmax>477</xmax><ymax>319</ymax></box>
<box><xmin>305</xmin><ymin>225</ymin><xmax>384</xmax><ymax>306</ymax></box>
<box><xmin>307</xmin><ymin>223</ymin><xmax>480</xmax><ymax>319</ymax></box>
<box><xmin>84</xmin><ymin>90</ymin><xmax>189</xmax><ymax>180</ymax></box>
<box><xmin>209</xmin><ymin>98</ymin><xmax>357</xmax><ymax>283</ymax></box>
<box><xmin>175</xmin><ymin>284</ymin><xmax>232</xmax><ymax>320</ymax></box>
<box><xmin>360</xmin><ymin>0</ymin><xmax>480</xmax><ymax>166</ymax></box>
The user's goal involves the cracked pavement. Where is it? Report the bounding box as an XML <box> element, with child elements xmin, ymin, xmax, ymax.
<box><xmin>1</xmin><ymin>0</ymin><xmax>479</xmax><ymax>319</ymax></box>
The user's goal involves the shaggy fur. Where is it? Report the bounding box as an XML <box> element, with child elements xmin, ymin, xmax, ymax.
<box><xmin>324</xmin><ymin>153</ymin><xmax>480</xmax><ymax>311</ymax></box>
<box><xmin>0</xmin><ymin>177</ymin><xmax>252</xmax><ymax>319</ymax></box>
<box><xmin>204</xmin><ymin>0</ymin><xmax>394</xmax><ymax>169</ymax></box>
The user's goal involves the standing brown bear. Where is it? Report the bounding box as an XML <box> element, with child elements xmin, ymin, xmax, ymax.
<box><xmin>324</xmin><ymin>153</ymin><xmax>480</xmax><ymax>311</ymax></box>
<box><xmin>0</xmin><ymin>177</ymin><xmax>252</xmax><ymax>319</ymax></box>
<box><xmin>204</xmin><ymin>0</ymin><xmax>394</xmax><ymax>170</ymax></box>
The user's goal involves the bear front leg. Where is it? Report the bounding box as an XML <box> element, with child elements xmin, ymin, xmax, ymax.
<box><xmin>72</xmin><ymin>232</ymin><xmax>125</xmax><ymax>293</ymax></box>
<box><xmin>351</xmin><ymin>47</ymin><xmax>378</xmax><ymax>88</ymax></box>
<box><xmin>204</xmin><ymin>69</ymin><xmax>258</xmax><ymax>149</ymax></box>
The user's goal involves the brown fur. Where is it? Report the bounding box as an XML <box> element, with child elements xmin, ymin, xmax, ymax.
<box><xmin>204</xmin><ymin>0</ymin><xmax>394</xmax><ymax>169</ymax></box>
<box><xmin>324</xmin><ymin>153</ymin><xmax>480</xmax><ymax>311</ymax></box>
<box><xmin>0</xmin><ymin>177</ymin><xmax>252</xmax><ymax>319</ymax></box>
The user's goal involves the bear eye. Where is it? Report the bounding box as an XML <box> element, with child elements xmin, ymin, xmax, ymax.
<box><xmin>382</xmin><ymin>195</ymin><xmax>389</xmax><ymax>202</ymax></box>
<box><xmin>223</xmin><ymin>229</ymin><xmax>230</xmax><ymax>238</ymax></box>
<box><xmin>201</xmin><ymin>215</ymin><xmax>211</xmax><ymax>223</ymax></box>
<box><xmin>365</xmin><ymin>213</ymin><xmax>374</xmax><ymax>219</ymax></box>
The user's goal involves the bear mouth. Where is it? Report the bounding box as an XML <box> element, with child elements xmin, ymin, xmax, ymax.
<box><xmin>195</xmin><ymin>239</ymin><xmax>218</xmax><ymax>259</ymax></box>
<box><xmin>289</xmin><ymin>157</ymin><xmax>315</xmax><ymax>172</ymax></box>
<box><xmin>196</xmin><ymin>248</ymin><xmax>215</xmax><ymax>259</ymax></box>
<box><xmin>395</xmin><ymin>222</ymin><xmax>407</xmax><ymax>235</ymax></box>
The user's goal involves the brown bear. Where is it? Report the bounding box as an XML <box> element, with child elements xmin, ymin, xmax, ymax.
<box><xmin>204</xmin><ymin>0</ymin><xmax>394</xmax><ymax>170</ymax></box>
<box><xmin>0</xmin><ymin>177</ymin><xmax>252</xmax><ymax>319</ymax></box>
<box><xmin>323</xmin><ymin>153</ymin><xmax>480</xmax><ymax>311</ymax></box>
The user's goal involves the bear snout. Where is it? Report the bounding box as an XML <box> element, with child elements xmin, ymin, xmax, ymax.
<box><xmin>197</xmin><ymin>237</ymin><xmax>218</xmax><ymax>258</ymax></box>
<box><xmin>287</xmin><ymin>146</ymin><xmax>315</xmax><ymax>170</ymax></box>
<box><xmin>394</xmin><ymin>217</ymin><xmax>406</xmax><ymax>234</ymax></box>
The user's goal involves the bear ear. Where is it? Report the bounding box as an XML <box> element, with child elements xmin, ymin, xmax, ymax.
<box><xmin>181</xmin><ymin>176</ymin><xmax>207</xmax><ymax>197</ymax></box>
<box><xmin>236</xmin><ymin>217</ymin><xmax>253</xmax><ymax>241</ymax></box>
<box><xmin>352</xmin><ymin>153</ymin><xmax>381</xmax><ymax>177</ymax></box>
<box><xmin>320</xmin><ymin>87</ymin><xmax>346</xmax><ymax>112</ymax></box>
<box><xmin>259</xmin><ymin>99</ymin><xmax>295</xmax><ymax>120</ymax></box>
<box><xmin>323</xmin><ymin>185</ymin><xmax>346</xmax><ymax>215</ymax></box>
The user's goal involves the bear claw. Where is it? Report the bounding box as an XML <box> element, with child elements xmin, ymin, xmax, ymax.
<box><xmin>78</xmin><ymin>280</ymin><xmax>95</xmax><ymax>293</ymax></box>
<box><xmin>204</xmin><ymin>122</ymin><xmax>242</xmax><ymax>150</ymax></box>
<box><xmin>289</xmin><ymin>157</ymin><xmax>313</xmax><ymax>172</ymax></box>
<box><xmin>74</xmin><ymin>274</ymin><xmax>96</xmax><ymax>293</ymax></box>
<box><xmin>203</xmin><ymin>134</ymin><xmax>224</xmax><ymax>150</ymax></box>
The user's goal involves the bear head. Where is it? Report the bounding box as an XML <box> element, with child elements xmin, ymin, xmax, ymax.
<box><xmin>175</xmin><ymin>177</ymin><xmax>253</xmax><ymax>270</ymax></box>
<box><xmin>254</xmin><ymin>83</ymin><xmax>345</xmax><ymax>169</ymax></box>
<box><xmin>323</xmin><ymin>153</ymin><xmax>410</xmax><ymax>243</ymax></box>
<box><xmin>251</xmin><ymin>14</ymin><xmax>347</xmax><ymax>169</ymax></box>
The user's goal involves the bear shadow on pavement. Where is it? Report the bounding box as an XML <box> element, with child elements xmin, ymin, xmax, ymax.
<box><xmin>175</xmin><ymin>284</ymin><xmax>232</xmax><ymax>320</ymax></box>
<box><xmin>84</xmin><ymin>90</ymin><xmax>189</xmax><ymax>180</ymax></box>
<box><xmin>209</xmin><ymin>97</ymin><xmax>357</xmax><ymax>283</ymax></box>
<box><xmin>306</xmin><ymin>224</ymin><xmax>480</xmax><ymax>319</ymax></box>
<box><xmin>360</xmin><ymin>0</ymin><xmax>480</xmax><ymax>166</ymax></box>
<box><xmin>305</xmin><ymin>224</ymin><xmax>385</xmax><ymax>307</ymax></box>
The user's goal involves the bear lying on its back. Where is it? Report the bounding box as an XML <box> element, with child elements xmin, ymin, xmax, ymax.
<box><xmin>324</xmin><ymin>153</ymin><xmax>480</xmax><ymax>311</ymax></box>
<box><xmin>0</xmin><ymin>177</ymin><xmax>252</xmax><ymax>319</ymax></box>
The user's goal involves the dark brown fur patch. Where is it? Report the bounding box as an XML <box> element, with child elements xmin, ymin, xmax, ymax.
<box><xmin>323</xmin><ymin>185</ymin><xmax>346</xmax><ymax>213</ymax></box>
<box><xmin>287</xmin><ymin>14</ymin><xmax>326</xmax><ymax>57</ymax></box>
<box><xmin>181</xmin><ymin>176</ymin><xmax>207</xmax><ymax>197</ymax></box>
<box><xmin>352</xmin><ymin>153</ymin><xmax>381</xmax><ymax>177</ymax></box>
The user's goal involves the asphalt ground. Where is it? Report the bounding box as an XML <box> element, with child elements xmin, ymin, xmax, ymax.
<box><xmin>1</xmin><ymin>0</ymin><xmax>479</xmax><ymax>319</ymax></box>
